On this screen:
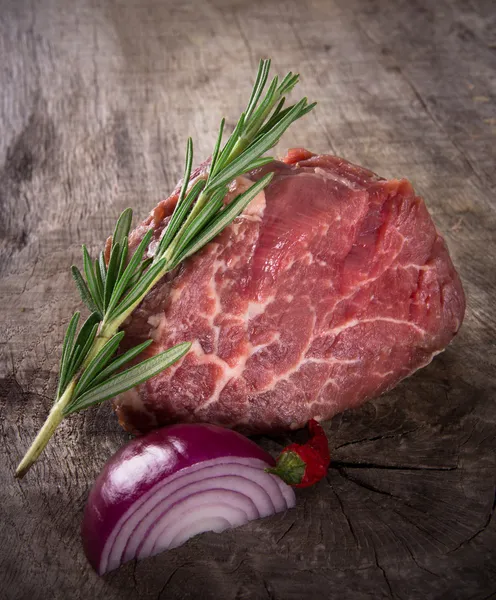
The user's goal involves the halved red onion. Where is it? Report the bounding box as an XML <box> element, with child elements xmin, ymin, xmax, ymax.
<box><xmin>82</xmin><ymin>424</ymin><xmax>296</xmax><ymax>574</ymax></box>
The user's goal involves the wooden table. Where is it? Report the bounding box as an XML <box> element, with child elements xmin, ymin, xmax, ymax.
<box><xmin>1</xmin><ymin>0</ymin><xmax>495</xmax><ymax>598</ymax></box>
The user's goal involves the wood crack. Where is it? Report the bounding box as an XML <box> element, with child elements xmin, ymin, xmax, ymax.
<box><xmin>336</xmin><ymin>467</ymin><xmax>402</xmax><ymax>500</ymax></box>
<box><xmin>334</xmin><ymin>427</ymin><xmax>420</xmax><ymax>450</ymax></box>
<box><xmin>326</xmin><ymin>475</ymin><xmax>360</xmax><ymax>547</ymax></box>
<box><xmin>275</xmin><ymin>519</ymin><xmax>297</xmax><ymax>545</ymax></box>
<box><xmin>226</xmin><ymin>558</ymin><xmax>248</xmax><ymax>575</ymax></box>
<box><xmin>331</xmin><ymin>460</ymin><xmax>457</xmax><ymax>471</ymax></box>
<box><xmin>337</xmin><ymin>467</ymin><xmax>456</xmax><ymax>549</ymax></box>
<box><xmin>262</xmin><ymin>578</ymin><xmax>275</xmax><ymax>600</ymax></box>
<box><xmin>389</xmin><ymin>506</ymin><xmax>447</xmax><ymax>549</ymax></box>
<box><xmin>373</xmin><ymin>547</ymin><xmax>396</xmax><ymax>599</ymax></box>
<box><xmin>131</xmin><ymin>560</ymin><xmax>138</xmax><ymax>591</ymax></box>
<box><xmin>374</xmin><ymin>507</ymin><xmax>440</xmax><ymax>579</ymax></box>
<box><xmin>447</xmin><ymin>486</ymin><xmax>496</xmax><ymax>554</ymax></box>
<box><xmin>156</xmin><ymin>563</ymin><xmax>190</xmax><ymax>600</ymax></box>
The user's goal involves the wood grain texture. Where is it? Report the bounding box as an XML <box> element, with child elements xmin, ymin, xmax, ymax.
<box><xmin>1</xmin><ymin>0</ymin><xmax>495</xmax><ymax>598</ymax></box>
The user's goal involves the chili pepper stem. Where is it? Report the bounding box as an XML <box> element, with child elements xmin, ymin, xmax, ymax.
<box><xmin>267</xmin><ymin>420</ymin><xmax>331</xmax><ymax>488</ymax></box>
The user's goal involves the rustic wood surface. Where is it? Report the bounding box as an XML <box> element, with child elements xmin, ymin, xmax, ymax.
<box><xmin>1</xmin><ymin>0</ymin><xmax>495</xmax><ymax>598</ymax></box>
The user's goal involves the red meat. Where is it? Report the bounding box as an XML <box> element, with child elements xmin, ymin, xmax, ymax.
<box><xmin>113</xmin><ymin>149</ymin><xmax>465</xmax><ymax>434</ymax></box>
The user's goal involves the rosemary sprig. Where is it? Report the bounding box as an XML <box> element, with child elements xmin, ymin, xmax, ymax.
<box><xmin>15</xmin><ymin>59</ymin><xmax>316</xmax><ymax>478</ymax></box>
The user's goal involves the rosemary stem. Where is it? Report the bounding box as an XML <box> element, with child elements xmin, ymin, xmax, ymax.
<box><xmin>15</xmin><ymin>264</ymin><xmax>170</xmax><ymax>478</ymax></box>
<box><xmin>83</xmin><ymin>326</ymin><xmax>117</xmax><ymax>367</ymax></box>
<box><xmin>161</xmin><ymin>190</ymin><xmax>210</xmax><ymax>263</ymax></box>
<box><xmin>15</xmin><ymin>379</ymin><xmax>77</xmax><ymax>478</ymax></box>
<box><xmin>103</xmin><ymin>264</ymin><xmax>171</xmax><ymax>334</ymax></box>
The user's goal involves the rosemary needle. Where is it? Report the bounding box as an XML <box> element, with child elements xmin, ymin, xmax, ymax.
<box><xmin>15</xmin><ymin>59</ymin><xmax>316</xmax><ymax>478</ymax></box>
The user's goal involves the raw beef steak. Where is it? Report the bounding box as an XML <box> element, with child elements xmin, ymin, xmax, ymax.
<box><xmin>113</xmin><ymin>148</ymin><xmax>465</xmax><ymax>435</ymax></box>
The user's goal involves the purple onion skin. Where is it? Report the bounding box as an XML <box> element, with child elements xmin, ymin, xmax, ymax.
<box><xmin>82</xmin><ymin>424</ymin><xmax>277</xmax><ymax>572</ymax></box>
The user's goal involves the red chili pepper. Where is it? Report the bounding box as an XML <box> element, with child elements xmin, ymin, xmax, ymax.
<box><xmin>268</xmin><ymin>420</ymin><xmax>330</xmax><ymax>488</ymax></box>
